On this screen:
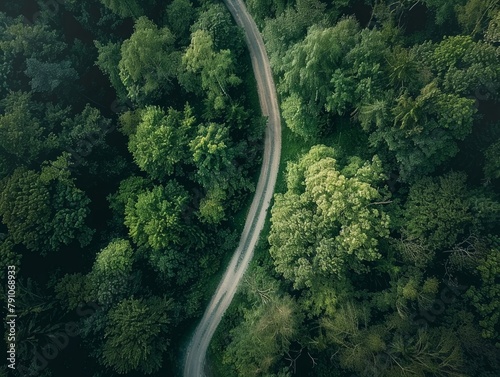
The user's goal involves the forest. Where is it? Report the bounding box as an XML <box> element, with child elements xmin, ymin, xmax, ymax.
<box><xmin>0</xmin><ymin>0</ymin><xmax>499</xmax><ymax>377</ymax></box>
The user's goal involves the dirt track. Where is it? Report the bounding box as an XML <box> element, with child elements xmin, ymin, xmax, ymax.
<box><xmin>183</xmin><ymin>0</ymin><xmax>282</xmax><ymax>376</ymax></box>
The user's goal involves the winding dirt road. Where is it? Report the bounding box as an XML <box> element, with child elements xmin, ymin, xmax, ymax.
<box><xmin>183</xmin><ymin>0</ymin><xmax>281</xmax><ymax>376</ymax></box>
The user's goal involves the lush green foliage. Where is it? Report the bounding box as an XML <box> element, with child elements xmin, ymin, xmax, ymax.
<box><xmin>0</xmin><ymin>1</ymin><xmax>263</xmax><ymax>375</ymax></box>
<box><xmin>102</xmin><ymin>297</ymin><xmax>173</xmax><ymax>374</ymax></box>
<box><xmin>269</xmin><ymin>146</ymin><xmax>391</xmax><ymax>289</ymax></box>
<box><xmin>218</xmin><ymin>1</ymin><xmax>500</xmax><ymax>376</ymax></box>
<box><xmin>2</xmin><ymin>0</ymin><xmax>500</xmax><ymax>376</ymax></box>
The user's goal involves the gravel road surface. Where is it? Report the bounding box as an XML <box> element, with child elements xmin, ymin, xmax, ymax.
<box><xmin>183</xmin><ymin>0</ymin><xmax>282</xmax><ymax>375</ymax></box>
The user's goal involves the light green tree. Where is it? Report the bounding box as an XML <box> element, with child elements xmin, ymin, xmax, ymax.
<box><xmin>269</xmin><ymin>145</ymin><xmax>390</xmax><ymax>289</ymax></box>
<box><xmin>183</xmin><ymin>29</ymin><xmax>241</xmax><ymax>111</ymax></box>
<box><xmin>124</xmin><ymin>182</ymin><xmax>189</xmax><ymax>250</ymax></box>
<box><xmin>119</xmin><ymin>17</ymin><xmax>180</xmax><ymax>102</ymax></box>
<box><xmin>128</xmin><ymin>105</ymin><xmax>195</xmax><ymax>180</ymax></box>
<box><xmin>224</xmin><ymin>295</ymin><xmax>303</xmax><ymax>377</ymax></box>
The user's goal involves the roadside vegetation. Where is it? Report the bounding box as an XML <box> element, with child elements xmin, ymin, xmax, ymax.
<box><xmin>1</xmin><ymin>1</ymin><xmax>499</xmax><ymax>377</ymax></box>
<box><xmin>0</xmin><ymin>1</ymin><xmax>263</xmax><ymax>376</ymax></box>
<box><xmin>211</xmin><ymin>1</ymin><xmax>500</xmax><ymax>377</ymax></box>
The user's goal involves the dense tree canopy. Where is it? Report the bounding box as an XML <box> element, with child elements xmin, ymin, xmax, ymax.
<box><xmin>2</xmin><ymin>0</ymin><xmax>500</xmax><ymax>376</ymax></box>
<box><xmin>183</xmin><ymin>29</ymin><xmax>242</xmax><ymax>111</ymax></box>
<box><xmin>102</xmin><ymin>296</ymin><xmax>173</xmax><ymax>374</ymax></box>
<box><xmin>218</xmin><ymin>2</ymin><xmax>500</xmax><ymax>376</ymax></box>
<box><xmin>118</xmin><ymin>17</ymin><xmax>180</xmax><ymax>102</ymax></box>
<box><xmin>124</xmin><ymin>181</ymin><xmax>189</xmax><ymax>250</ymax></box>
<box><xmin>269</xmin><ymin>145</ymin><xmax>391</xmax><ymax>289</ymax></box>
<box><xmin>0</xmin><ymin>163</ymin><xmax>93</xmax><ymax>254</ymax></box>
<box><xmin>128</xmin><ymin>104</ymin><xmax>195</xmax><ymax>180</ymax></box>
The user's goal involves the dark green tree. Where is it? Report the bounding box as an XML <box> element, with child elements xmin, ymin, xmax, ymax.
<box><xmin>88</xmin><ymin>239</ymin><xmax>139</xmax><ymax>307</ymax></box>
<box><xmin>94</xmin><ymin>40</ymin><xmax>128</xmax><ymax>100</ymax></box>
<box><xmin>466</xmin><ymin>246</ymin><xmax>500</xmax><ymax>347</ymax></box>
<box><xmin>0</xmin><ymin>157</ymin><xmax>93</xmax><ymax>254</ymax></box>
<box><xmin>24</xmin><ymin>58</ymin><xmax>78</xmax><ymax>93</ymax></box>
<box><xmin>99</xmin><ymin>0</ymin><xmax>144</xmax><ymax>19</ymax></box>
<box><xmin>0</xmin><ymin>91</ymin><xmax>52</xmax><ymax>176</ymax></box>
<box><xmin>402</xmin><ymin>172</ymin><xmax>474</xmax><ymax>252</ymax></box>
<box><xmin>102</xmin><ymin>296</ymin><xmax>173</xmax><ymax>374</ymax></box>
<box><xmin>165</xmin><ymin>0</ymin><xmax>194</xmax><ymax>43</ymax></box>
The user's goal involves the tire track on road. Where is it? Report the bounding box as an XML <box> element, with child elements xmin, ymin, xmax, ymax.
<box><xmin>183</xmin><ymin>0</ymin><xmax>281</xmax><ymax>376</ymax></box>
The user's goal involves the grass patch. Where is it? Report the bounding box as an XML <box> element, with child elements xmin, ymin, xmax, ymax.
<box><xmin>275</xmin><ymin>122</ymin><xmax>314</xmax><ymax>194</ymax></box>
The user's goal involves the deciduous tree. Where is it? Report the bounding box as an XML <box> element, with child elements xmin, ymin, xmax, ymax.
<box><xmin>269</xmin><ymin>145</ymin><xmax>390</xmax><ymax>289</ymax></box>
<box><xmin>119</xmin><ymin>17</ymin><xmax>180</xmax><ymax>102</ymax></box>
<box><xmin>128</xmin><ymin>105</ymin><xmax>195</xmax><ymax>180</ymax></box>
<box><xmin>124</xmin><ymin>182</ymin><xmax>189</xmax><ymax>250</ymax></box>
<box><xmin>102</xmin><ymin>296</ymin><xmax>173</xmax><ymax>374</ymax></box>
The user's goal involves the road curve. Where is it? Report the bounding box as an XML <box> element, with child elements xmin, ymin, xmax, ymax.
<box><xmin>183</xmin><ymin>0</ymin><xmax>281</xmax><ymax>376</ymax></box>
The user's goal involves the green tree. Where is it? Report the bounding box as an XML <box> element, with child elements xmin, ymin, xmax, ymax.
<box><xmin>88</xmin><ymin>239</ymin><xmax>138</xmax><ymax>307</ymax></box>
<box><xmin>0</xmin><ymin>235</ymin><xmax>20</xmax><ymax>280</ymax></box>
<box><xmin>102</xmin><ymin>296</ymin><xmax>173</xmax><ymax>374</ymax></box>
<box><xmin>124</xmin><ymin>182</ymin><xmax>189</xmax><ymax>250</ymax></box>
<box><xmin>190</xmin><ymin>123</ymin><xmax>237</xmax><ymax>189</ymax></box>
<box><xmin>0</xmin><ymin>161</ymin><xmax>93</xmax><ymax>254</ymax></box>
<box><xmin>0</xmin><ymin>91</ymin><xmax>51</xmax><ymax>176</ymax></box>
<box><xmin>224</xmin><ymin>295</ymin><xmax>303</xmax><ymax>376</ymax></box>
<box><xmin>59</xmin><ymin>104</ymin><xmax>112</xmax><ymax>166</ymax></box>
<box><xmin>423</xmin><ymin>35</ymin><xmax>500</xmax><ymax>97</ymax></box>
<box><xmin>402</xmin><ymin>172</ymin><xmax>474</xmax><ymax>252</ymax></box>
<box><xmin>422</xmin><ymin>0</ymin><xmax>461</xmax><ymax>25</ymax></box>
<box><xmin>108</xmin><ymin>176</ymin><xmax>152</xmax><ymax>224</ymax></box>
<box><xmin>198</xmin><ymin>186</ymin><xmax>227</xmax><ymax>224</ymax></box>
<box><xmin>262</xmin><ymin>0</ymin><xmax>327</xmax><ymax>72</ymax></box>
<box><xmin>269</xmin><ymin>145</ymin><xmax>390</xmax><ymax>289</ymax></box>
<box><xmin>485</xmin><ymin>9</ymin><xmax>500</xmax><ymax>43</ymax></box>
<box><xmin>99</xmin><ymin>0</ymin><xmax>144</xmax><ymax>19</ymax></box>
<box><xmin>165</xmin><ymin>0</ymin><xmax>194</xmax><ymax>43</ymax></box>
<box><xmin>456</xmin><ymin>0</ymin><xmax>499</xmax><ymax>36</ymax></box>
<box><xmin>128</xmin><ymin>104</ymin><xmax>195</xmax><ymax>180</ymax></box>
<box><xmin>24</xmin><ymin>58</ymin><xmax>78</xmax><ymax>93</ymax></box>
<box><xmin>191</xmin><ymin>3</ymin><xmax>243</xmax><ymax>52</ymax></box>
<box><xmin>94</xmin><ymin>40</ymin><xmax>128</xmax><ymax>100</ymax></box>
<box><xmin>279</xmin><ymin>19</ymin><xmax>360</xmax><ymax>138</ymax></box>
<box><xmin>466</xmin><ymin>247</ymin><xmax>500</xmax><ymax>347</ymax></box>
<box><xmin>189</xmin><ymin>121</ymin><xmax>247</xmax><ymax>223</ymax></box>
<box><xmin>54</xmin><ymin>272</ymin><xmax>92</xmax><ymax>312</ymax></box>
<box><xmin>371</xmin><ymin>82</ymin><xmax>476</xmax><ymax>180</ymax></box>
<box><xmin>183</xmin><ymin>29</ymin><xmax>242</xmax><ymax>111</ymax></box>
<box><xmin>119</xmin><ymin>17</ymin><xmax>180</xmax><ymax>102</ymax></box>
<box><xmin>0</xmin><ymin>18</ymin><xmax>66</xmax><ymax>61</ymax></box>
<box><xmin>319</xmin><ymin>302</ymin><xmax>465</xmax><ymax>377</ymax></box>
<box><xmin>484</xmin><ymin>140</ymin><xmax>500</xmax><ymax>182</ymax></box>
